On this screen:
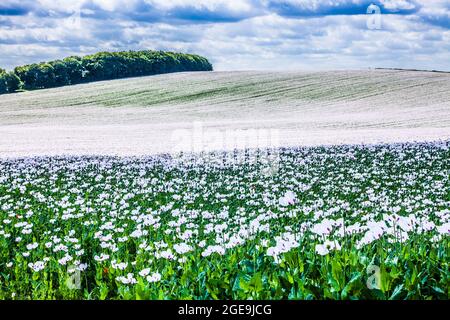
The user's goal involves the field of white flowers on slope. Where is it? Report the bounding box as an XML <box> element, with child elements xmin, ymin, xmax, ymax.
<box><xmin>0</xmin><ymin>141</ymin><xmax>449</xmax><ymax>300</ymax></box>
<box><xmin>1</xmin><ymin>70</ymin><xmax>450</xmax><ymax>157</ymax></box>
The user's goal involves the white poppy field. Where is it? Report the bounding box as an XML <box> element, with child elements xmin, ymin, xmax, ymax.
<box><xmin>1</xmin><ymin>70</ymin><xmax>450</xmax><ymax>157</ymax></box>
<box><xmin>0</xmin><ymin>141</ymin><xmax>448</xmax><ymax>300</ymax></box>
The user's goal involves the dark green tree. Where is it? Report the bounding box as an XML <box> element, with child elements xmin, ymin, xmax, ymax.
<box><xmin>3</xmin><ymin>50</ymin><xmax>213</xmax><ymax>94</ymax></box>
<box><xmin>62</xmin><ymin>56</ymin><xmax>85</xmax><ymax>84</ymax></box>
<box><xmin>0</xmin><ymin>69</ymin><xmax>7</xmax><ymax>94</ymax></box>
<box><xmin>0</xmin><ymin>69</ymin><xmax>22</xmax><ymax>94</ymax></box>
<box><xmin>4</xmin><ymin>72</ymin><xmax>21</xmax><ymax>92</ymax></box>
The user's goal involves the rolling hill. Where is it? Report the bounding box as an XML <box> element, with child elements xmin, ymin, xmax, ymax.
<box><xmin>0</xmin><ymin>69</ymin><xmax>449</xmax><ymax>157</ymax></box>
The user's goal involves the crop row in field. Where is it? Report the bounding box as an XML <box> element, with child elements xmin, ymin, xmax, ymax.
<box><xmin>0</xmin><ymin>141</ymin><xmax>449</xmax><ymax>299</ymax></box>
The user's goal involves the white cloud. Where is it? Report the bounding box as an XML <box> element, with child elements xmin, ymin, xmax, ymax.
<box><xmin>379</xmin><ymin>0</ymin><xmax>416</xmax><ymax>11</ymax></box>
<box><xmin>0</xmin><ymin>0</ymin><xmax>448</xmax><ymax>71</ymax></box>
<box><xmin>144</xmin><ymin>0</ymin><xmax>254</xmax><ymax>12</ymax></box>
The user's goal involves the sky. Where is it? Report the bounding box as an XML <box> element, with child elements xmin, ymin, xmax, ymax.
<box><xmin>0</xmin><ymin>0</ymin><xmax>449</xmax><ymax>71</ymax></box>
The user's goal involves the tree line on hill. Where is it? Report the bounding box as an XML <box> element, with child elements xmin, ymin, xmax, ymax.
<box><xmin>0</xmin><ymin>50</ymin><xmax>213</xmax><ymax>95</ymax></box>
<box><xmin>0</xmin><ymin>69</ymin><xmax>21</xmax><ymax>94</ymax></box>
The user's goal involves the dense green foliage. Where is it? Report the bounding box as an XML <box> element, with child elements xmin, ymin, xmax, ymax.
<box><xmin>0</xmin><ymin>69</ymin><xmax>6</xmax><ymax>94</ymax></box>
<box><xmin>0</xmin><ymin>50</ymin><xmax>212</xmax><ymax>94</ymax></box>
<box><xmin>0</xmin><ymin>69</ymin><xmax>21</xmax><ymax>95</ymax></box>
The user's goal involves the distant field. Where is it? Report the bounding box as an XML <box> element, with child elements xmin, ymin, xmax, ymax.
<box><xmin>0</xmin><ymin>70</ymin><xmax>449</xmax><ymax>157</ymax></box>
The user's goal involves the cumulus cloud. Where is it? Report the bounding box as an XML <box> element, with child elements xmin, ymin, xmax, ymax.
<box><xmin>265</xmin><ymin>0</ymin><xmax>420</xmax><ymax>17</ymax></box>
<box><xmin>0</xmin><ymin>0</ymin><xmax>448</xmax><ymax>71</ymax></box>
